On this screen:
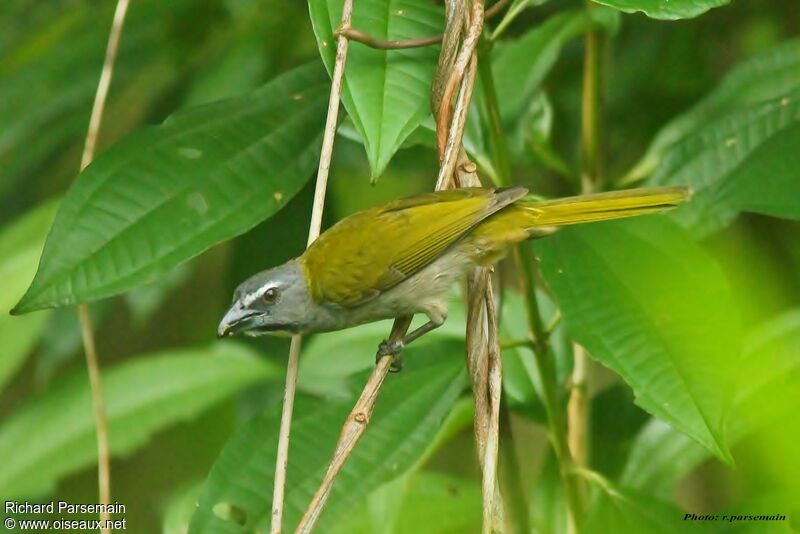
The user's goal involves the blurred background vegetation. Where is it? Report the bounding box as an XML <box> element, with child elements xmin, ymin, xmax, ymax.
<box><xmin>1</xmin><ymin>0</ymin><xmax>799</xmax><ymax>532</ymax></box>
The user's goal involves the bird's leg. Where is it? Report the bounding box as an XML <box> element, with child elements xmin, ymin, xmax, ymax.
<box><xmin>377</xmin><ymin>315</ymin><xmax>413</xmax><ymax>372</ymax></box>
<box><xmin>376</xmin><ymin>310</ymin><xmax>447</xmax><ymax>373</ymax></box>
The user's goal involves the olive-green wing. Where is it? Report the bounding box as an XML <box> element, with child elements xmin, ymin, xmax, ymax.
<box><xmin>301</xmin><ymin>187</ymin><xmax>527</xmax><ymax>307</ymax></box>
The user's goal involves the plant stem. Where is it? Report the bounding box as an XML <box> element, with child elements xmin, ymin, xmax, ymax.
<box><xmin>78</xmin><ymin>1</ymin><xmax>130</xmax><ymax>530</ymax></box>
<box><xmin>331</xmin><ymin>0</ymin><xmax>507</xmax><ymax>51</ymax></box>
<box><xmin>517</xmin><ymin>244</ymin><xmax>584</xmax><ymax>532</ymax></box>
<box><xmin>434</xmin><ymin>0</ymin><xmax>484</xmax><ymax>187</ymax></box>
<box><xmin>78</xmin><ymin>305</ymin><xmax>111</xmax><ymax>529</ymax></box>
<box><xmin>579</xmin><ymin>4</ymin><xmax>603</xmax><ymax>192</ymax></box>
<box><xmin>476</xmin><ymin>39</ymin><xmax>538</xmax><ymax>533</ymax></box>
<box><xmin>569</xmin><ymin>0</ymin><xmax>606</xmax><ymax>479</ymax></box>
<box><xmin>335</xmin><ymin>27</ymin><xmax>442</xmax><ymax>49</ymax></box>
<box><xmin>271</xmin><ymin>1</ymin><xmax>354</xmax><ymax>531</ymax></box>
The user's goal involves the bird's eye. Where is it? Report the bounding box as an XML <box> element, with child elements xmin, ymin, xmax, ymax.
<box><xmin>262</xmin><ymin>287</ymin><xmax>279</xmax><ymax>304</ymax></box>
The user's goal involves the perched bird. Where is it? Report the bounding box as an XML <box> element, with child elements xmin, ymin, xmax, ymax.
<box><xmin>218</xmin><ymin>186</ymin><xmax>687</xmax><ymax>361</ymax></box>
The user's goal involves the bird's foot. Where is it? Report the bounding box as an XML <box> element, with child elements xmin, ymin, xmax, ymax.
<box><xmin>376</xmin><ymin>339</ymin><xmax>405</xmax><ymax>373</ymax></box>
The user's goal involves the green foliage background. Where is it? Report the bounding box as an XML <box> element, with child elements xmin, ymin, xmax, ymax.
<box><xmin>1</xmin><ymin>0</ymin><xmax>799</xmax><ymax>532</ymax></box>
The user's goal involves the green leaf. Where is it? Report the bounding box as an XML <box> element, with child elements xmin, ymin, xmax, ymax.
<box><xmin>590</xmin><ymin>0</ymin><xmax>728</xmax><ymax>20</ymax></box>
<box><xmin>621</xmin><ymin>40</ymin><xmax>800</xmax><ymax>235</ymax></box>
<box><xmin>662</xmin><ymin>113</ymin><xmax>800</xmax><ymax>236</ymax></box>
<box><xmin>309</xmin><ymin>0</ymin><xmax>443</xmax><ymax>179</ymax></box>
<box><xmin>620</xmin><ymin>309</ymin><xmax>800</xmax><ymax>497</ymax></box>
<box><xmin>13</xmin><ymin>64</ymin><xmax>329</xmax><ymax>313</ymax></box>
<box><xmin>189</xmin><ymin>354</ymin><xmax>466</xmax><ymax>533</ymax></box>
<box><xmin>0</xmin><ymin>201</ymin><xmax>57</xmax><ymax>390</ymax></box>
<box><xmin>625</xmin><ymin>39</ymin><xmax>800</xmax><ymax>183</ymax></box>
<box><xmin>537</xmin><ymin>217</ymin><xmax>739</xmax><ymax>462</ymax></box>
<box><xmin>0</xmin><ymin>342</ymin><xmax>277</xmax><ymax>498</ymax></box>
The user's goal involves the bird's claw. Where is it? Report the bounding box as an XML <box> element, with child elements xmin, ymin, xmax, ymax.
<box><xmin>376</xmin><ymin>339</ymin><xmax>405</xmax><ymax>372</ymax></box>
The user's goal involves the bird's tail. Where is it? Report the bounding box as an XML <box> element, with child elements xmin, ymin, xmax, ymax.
<box><xmin>519</xmin><ymin>186</ymin><xmax>689</xmax><ymax>227</ymax></box>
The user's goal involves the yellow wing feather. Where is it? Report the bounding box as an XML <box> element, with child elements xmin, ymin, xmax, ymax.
<box><xmin>300</xmin><ymin>187</ymin><xmax>527</xmax><ymax>306</ymax></box>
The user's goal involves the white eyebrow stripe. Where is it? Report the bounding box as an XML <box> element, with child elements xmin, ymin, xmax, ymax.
<box><xmin>243</xmin><ymin>284</ymin><xmax>277</xmax><ymax>307</ymax></box>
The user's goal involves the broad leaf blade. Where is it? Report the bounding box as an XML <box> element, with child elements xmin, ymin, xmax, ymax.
<box><xmin>621</xmin><ymin>40</ymin><xmax>800</xmax><ymax>236</ymax></box>
<box><xmin>626</xmin><ymin>39</ymin><xmax>800</xmax><ymax>182</ymax></box>
<box><xmin>309</xmin><ymin>0</ymin><xmax>443</xmax><ymax>179</ymax></box>
<box><xmin>649</xmin><ymin>89</ymin><xmax>800</xmax><ymax>236</ymax></box>
<box><xmin>13</xmin><ymin>64</ymin><xmax>329</xmax><ymax>313</ymax></box>
<box><xmin>0</xmin><ymin>343</ymin><xmax>277</xmax><ymax>498</ymax></box>
<box><xmin>189</xmin><ymin>354</ymin><xmax>466</xmax><ymax>533</ymax></box>
<box><xmin>621</xmin><ymin>309</ymin><xmax>800</xmax><ymax>496</ymax></box>
<box><xmin>590</xmin><ymin>0</ymin><xmax>728</xmax><ymax>20</ymax></box>
<box><xmin>538</xmin><ymin>217</ymin><xmax>739</xmax><ymax>462</ymax></box>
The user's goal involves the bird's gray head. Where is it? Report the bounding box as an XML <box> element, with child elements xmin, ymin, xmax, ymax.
<box><xmin>217</xmin><ymin>260</ymin><xmax>312</xmax><ymax>337</ymax></box>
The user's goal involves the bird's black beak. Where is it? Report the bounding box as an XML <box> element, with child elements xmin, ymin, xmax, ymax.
<box><xmin>217</xmin><ymin>307</ymin><xmax>265</xmax><ymax>337</ymax></box>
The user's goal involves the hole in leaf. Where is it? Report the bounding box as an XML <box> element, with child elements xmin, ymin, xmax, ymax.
<box><xmin>212</xmin><ymin>501</ymin><xmax>248</xmax><ymax>526</ymax></box>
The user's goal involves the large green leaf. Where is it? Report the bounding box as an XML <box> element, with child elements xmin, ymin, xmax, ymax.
<box><xmin>0</xmin><ymin>342</ymin><xmax>278</xmax><ymax>498</ymax></box>
<box><xmin>309</xmin><ymin>0</ymin><xmax>443</xmax><ymax>179</ymax></box>
<box><xmin>620</xmin><ymin>309</ymin><xmax>800</xmax><ymax>497</ymax></box>
<box><xmin>590</xmin><ymin>0</ymin><xmax>728</xmax><ymax>20</ymax></box>
<box><xmin>620</xmin><ymin>40</ymin><xmax>800</xmax><ymax>236</ymax></box>
<box><xmin>13</xmin><ymin>64</ymin><xmax>329</xmax><ymax>313</ymax></box>
<box><xmin>537</xmin><ymin>217</ymin><xmax>739</xmax><ymax>462</ymax></box>
<box><xmin>662</xmin><ymin>112</ymin><xmax>800</xmax><ymax>236</ymax></box>
<box><xmin>625</xmin><ymin>39</ymin><xmax>800</xmax><ymax>183</ymax></box>
<box><xmin>189</xmin><ymin>354</ymin><xmax>466</xmax><ymax>533</ymax></box>
<box><xmin>0</xmin><ymin>202</ymin><xmax>57</xmax><ymax>390</ymax></box>
<box><xmin>644</xmin><ymin>86</ymin><xmax>800</xmax><ymax>236</ymax></box>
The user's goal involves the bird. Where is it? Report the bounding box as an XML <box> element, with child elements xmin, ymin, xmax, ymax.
<box><xmin>218</xmin><ymin>186</ymin><xmax>687</xmax><ymax>365</ymax></box>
